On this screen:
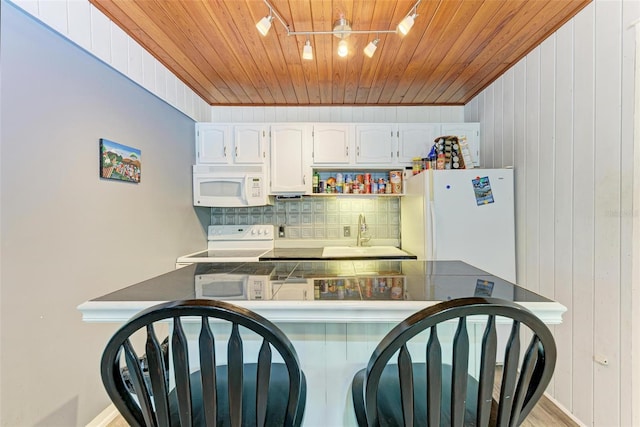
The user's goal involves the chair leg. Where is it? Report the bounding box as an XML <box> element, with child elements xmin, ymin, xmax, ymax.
<box><xmin>351</xmin><ymin>370</ymin><xmax>368</xmax><ymax>427</ymax></box>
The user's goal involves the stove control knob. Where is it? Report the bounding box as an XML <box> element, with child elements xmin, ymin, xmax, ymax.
<box><xmin>251</xmin><ymin>229</ymin><xmax>256</xmax><ymax>235</ymax></box>
<box><xmin>258</xmin><ymin>229</ymin><xmax>263</xmax><ymax>235</ymax></box>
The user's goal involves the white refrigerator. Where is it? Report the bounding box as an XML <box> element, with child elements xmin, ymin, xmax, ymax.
<box><xmin>401</xmin><ymin>169</ymin><xmax>516</xmax><ymax>282</ymax></box>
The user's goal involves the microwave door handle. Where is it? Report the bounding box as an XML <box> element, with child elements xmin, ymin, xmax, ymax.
<box><xmin>242</xmin><ymin>177</ymin><xmax>249</xmax><ymax>203</ymax></box>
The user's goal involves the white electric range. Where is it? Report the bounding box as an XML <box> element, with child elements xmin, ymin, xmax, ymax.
<box><xmin>176</xmin><ymin>224</ymin><xmax>275</xmax><ymax>267</ymax></box>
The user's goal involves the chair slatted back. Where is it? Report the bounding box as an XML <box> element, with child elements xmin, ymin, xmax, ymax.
<box><xmin>101</xmin><ymin>299</ymin><xmax>306</xmax><ymax>427</ymax></box>
<box><xmin>355</xmin><ymin>297</ymin><xmax>556</xmax><ymax>427</ymax></box>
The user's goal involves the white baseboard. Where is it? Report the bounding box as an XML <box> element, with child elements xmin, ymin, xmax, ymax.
<box><xmin>86</xmin><ymin>404</ymin><xmax>119</xmax><ymax>427</ymax></box>
<box><xmin>543</xmin><ymin>392</ymin><xmax>587</xmax><ymax>426</ymax></box>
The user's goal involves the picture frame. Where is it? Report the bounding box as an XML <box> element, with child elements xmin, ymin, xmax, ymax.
<box><xmin>100</xmin><ymin>138</ymin><xmax>141</xmax><ymax>183</ymax></box>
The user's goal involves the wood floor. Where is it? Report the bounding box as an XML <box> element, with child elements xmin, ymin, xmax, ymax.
<box><xmin>494</xmin><ymin>367</ymin><xmax>581</xmax><ymax>427</ymax></box>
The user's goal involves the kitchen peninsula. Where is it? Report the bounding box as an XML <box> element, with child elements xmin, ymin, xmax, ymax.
<box><xmin>79</xmin><ymin>260</ymin><xmax>565</xmax><ymax>426</ymax></box>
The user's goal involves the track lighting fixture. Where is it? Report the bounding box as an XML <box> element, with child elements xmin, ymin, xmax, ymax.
<box><xmin>256</xmin><ymin>12</ymin><xmax>274</xmax><ymax>36</ymax></box>
<box><xmin>397</xmin><ymin>12</ymin><xmax>416</xmax><ymax>36</ymax></box>
<box><xmin>302</xmin><ymin>38</ymin><xmax>313</xmax><ymax>60</ymax></box>
<box><xmin>337</xmin><ymin>39</ymin><xmax>349</xmax><ymax>57</ymax></box>
<box><xmin>256</xmin><ymin>0</ymin><xmax>422</xmax><ymax>58</ymax></box>
<box><xmin>363</xmin><ymin>38</ymin><xmax>379</xmax><ymax>58</ymax></box>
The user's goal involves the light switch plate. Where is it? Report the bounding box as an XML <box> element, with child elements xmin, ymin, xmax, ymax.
<box><xmin>343</xmin><ymin>226</ymin><xmax>351</xmax><ymax>237</ymax></box>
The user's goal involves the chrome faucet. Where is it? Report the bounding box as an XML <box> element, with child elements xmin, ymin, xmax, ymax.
<box><xmin>357</xmin><ymin>213</ymin><xmax>371</xmax><ymax>247</ymax></box>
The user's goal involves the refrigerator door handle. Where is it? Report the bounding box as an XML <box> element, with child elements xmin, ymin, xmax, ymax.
<box><xmin>427</xmin><ymin>169</ymin><xmax>436</xmax><ymax>260</ymax></box>
<box><xmin>429</xmin><ymin>202</ymin><xmax>436</xmax><ymax>260</ymax></box>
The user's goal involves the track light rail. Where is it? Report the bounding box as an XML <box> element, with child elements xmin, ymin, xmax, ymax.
<box><xmin>258</xmin><ymin>0</ymin><xmax>422</xmax><ymax>58</ymax></box>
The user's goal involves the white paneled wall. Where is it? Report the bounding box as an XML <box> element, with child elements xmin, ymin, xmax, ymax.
<box><xmin>9</xmin><ymin>0</ymin><xmax>211</xmax><ymax>122</ymax></box>
<box><xmin>210</xmin><ymin>105</ymin><xmax>464</xmax><ymax>124</ymax></box>
<box><xmin>466</xmin><ymin>1</ymin><xmax>639</xmax><ymax>425</ymax></box>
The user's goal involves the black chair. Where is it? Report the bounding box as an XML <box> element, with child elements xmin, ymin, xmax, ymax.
<box><xmin>351</xmin><ymin>297</ymin><xmax>556</xmax><ymax>427</ymax></box>
<box><xmin>101</xmin><ymin>299</ymin><xmax>306</xmax><ymax>427</ymax></box>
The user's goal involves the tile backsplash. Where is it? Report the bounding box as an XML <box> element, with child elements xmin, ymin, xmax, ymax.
<box><xmin>210</xmin><ymin>197</ymin><xmax>400</xmax><ymax>241</ymax></box>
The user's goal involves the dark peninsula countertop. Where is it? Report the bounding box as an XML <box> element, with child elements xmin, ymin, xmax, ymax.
<box><xmin>78</xmin><ymin>260</ymin><xmax>565</xmax><ymax>324</ymax></box>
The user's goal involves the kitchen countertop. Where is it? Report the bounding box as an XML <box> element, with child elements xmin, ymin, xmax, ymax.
<box><xmin>78</xmin><ymin>260</ymin><xmax>566</xmax><ymax>324</ymax></box>
<box><xmin>259</xmin><ymin>247</ymin><xmax>417</xmax><ymax>261</ymax></box>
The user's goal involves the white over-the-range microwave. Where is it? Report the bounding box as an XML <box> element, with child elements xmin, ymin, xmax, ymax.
<box><xmin>193</xmin><ymin>164</ymin><xmax>270</xmax><ymax>207</ymax></box>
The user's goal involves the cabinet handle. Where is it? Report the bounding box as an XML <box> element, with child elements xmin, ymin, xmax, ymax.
<box><xmin>357</xmin><ymin>146</ymin><xmax>360</xmax><ymax>156</ymax></box>
<box><xmin>224</xmin><ymin>146</ymin><xmax>227</xmax><ymax>157</ymax></box>
<box><xmin>346</xmin><ymin>146</ymin><xmax>349</xmax><ymax>156</ymax></box>
<box><xmin>397</xmin><ymin>150</ymin><xmax>399</xmax><ymax>157</ymax></box>
<box><xmin>235</xmin><ymin>146</ymin><xmax>238</xmax><ymax>157</ymax></box>
<box><xmin>303</xmin><ymin>175</ymin><xmax>306</xmax><ymax>185</ymax></box>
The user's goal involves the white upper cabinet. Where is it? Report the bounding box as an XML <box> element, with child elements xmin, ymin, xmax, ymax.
<box><xmin>270</xmin><ymin>124</ymin><xmax>312</xmax><ymax>194</ymax></box>
<box><xmin>233</xmin><ymin>124</ymin><xmax>267</xmax><ymax>164</ymax></box>
<box><xmin>196</xmin><ymin>123</ymin><xmax>230</xmax><ymax>164</ymax></box>
<box><xmin>397</xmin><ymin>124</ymin><xmax>441</xmax><ymax>163</ymax></box>
<box><xmin>312</xmin><ymin>124</ymin><xmax>352</xmax><ymax>164</ymax></box>
<box><xmin>355</xmin><ymin>124</ymin><xmax>397</xmax><ymax>165</ymax></box>
<box><xmin>440</xmin><ymin>123</ymin><xmax>480</xmax><ymax>167</ymax></box>
<box><xmin>196</xmin><ymin>123</ymin><xmax>266</xmax><ymax>165</ymax></box>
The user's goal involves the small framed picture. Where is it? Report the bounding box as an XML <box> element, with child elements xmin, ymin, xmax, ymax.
<box><xmin>100</xmin><ymin>139</ymin><xmax>141</xmax><ymax>183</ymax></box>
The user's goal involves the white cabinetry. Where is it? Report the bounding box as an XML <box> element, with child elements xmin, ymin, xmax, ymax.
<box><xmin>440</xmin><ymin>123</ymin><xmax>480</xmax><ymax>167</ymax></box>
<box><xmin>196</xmin><ymin>123</ymin><xmax>267</xmax><ymax>165</ymax></box>
<box><xmin>355</xmin><ymin>124</ymin><xmax>397</xmax><ymax>165</ymax></box>
<box><xmin>270</xmin><ymin>124</ymin><xmax>312</xmax><ymax>194</ymax></box>
<box><xmin>397</xmin><ymin>123</ymin><xmax>441</xmax><ymax>163</ymax></box>
<box><xmin>196</xmin><ymin>123</ymin><xmax>230</xmax><ymax>164</ymax></box>
<box><xmin>312</xmin><ymin>124</ymin><xmax>352</xmax><ymax>164</ymax></box>
<box><xmin>233</xmin><ymin>124</ymin><xmax>267</xmax><ymax>164</ymax></box>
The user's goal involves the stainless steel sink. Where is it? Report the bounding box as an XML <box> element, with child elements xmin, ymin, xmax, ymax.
<box><xmin>321</xmin><ymin>246</ymin><xmax>410</xmax><ymax>258</ymax></box>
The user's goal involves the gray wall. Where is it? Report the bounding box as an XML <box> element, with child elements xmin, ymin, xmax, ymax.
<box><xmin>465</xmin><ymin>0</ymin><xmax>639</xmax><ymax>425</ymax></box>
<box><xmin>0</xmin><ymin>3</ymin><xmax>207</xmax><ymax>425</ymax></box>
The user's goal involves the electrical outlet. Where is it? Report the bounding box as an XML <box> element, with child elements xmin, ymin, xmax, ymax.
<box><xmin>343</xmin><ymin>226</ymin><xmax>351</xmax><ymax>237</ymax></box>
<box><xmin>278</xmin><ymin>225</ymin><xmax>285</xmax><ymax>238</ymax></box>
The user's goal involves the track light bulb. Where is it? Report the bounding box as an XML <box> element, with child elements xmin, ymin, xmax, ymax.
<box><xmin>398</xmin><ymin>13</ymin><xmax>416</xmax><ymax>36</ymax></box>
<box><xmin>256</xmin><ymin>15</ymin><xmax>274</xmax><ymax>36</ymax></box>
<box><xmin>302</xmin><ymin>40</ymin><xmax>313</xmax><ymax>60</ymax></box>
<box><xmin>337</xmin><ymin>39</ymin><xmax>348</xmax><ymax>57</ymax></box>
<box><xmin>364</xmin><ymin>38</ymin><xmax>379</xmax><ymax>58</ymax></box>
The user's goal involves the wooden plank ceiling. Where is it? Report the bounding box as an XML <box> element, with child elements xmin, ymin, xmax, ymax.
<box><xmin>90</xmin><ymin>0</ymin><xmax>591</xmax><ymax>106</ymax></box>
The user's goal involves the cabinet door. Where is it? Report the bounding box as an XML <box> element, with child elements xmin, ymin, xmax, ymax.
<box><xmin>234</xmin><ymin>124</ymin><xmax>266</xmax><ymax>164</ymax></box>
<box><xmin>397</xmin><ymin>124</ymin><xmax>441</xmax><ymax>164</ymax></box>
<box><xmin>270</xmin><ymin>124</ymin><xmax>312</xmax><ymax>194</ymax></box>
<box><xmin>312</xmin><ymin>124</ymin><xmax>352</xmax><ymax>164</ymax></box>
<box><xmin>441</xmin><ymin>123</ymin><xmax>480</xmax><ymax>167</ymax></box>
<box><xmin>196</xmin><ymin>123</ymin><xmax>231</xmax><ymax>164</ymax></box>
<box><xmin>355</xmin><ymin>124</ymin><xmax>396</xmax><ymax>164</ymax></box>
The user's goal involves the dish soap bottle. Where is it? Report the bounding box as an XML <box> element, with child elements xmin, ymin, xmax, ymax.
<box><xmin>312</xmin><ymin>171</ymin><xmax>320</xmax><ymax>193</ymax></box>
